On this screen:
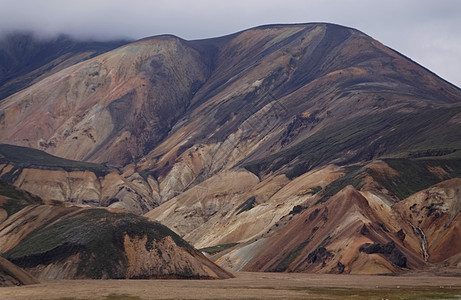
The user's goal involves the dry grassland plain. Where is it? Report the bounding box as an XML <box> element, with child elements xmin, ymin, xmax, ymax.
<box><xmin>1</xmin><ymin>272</ymin><xmax>461</xmax><ymax>299</ymax></box>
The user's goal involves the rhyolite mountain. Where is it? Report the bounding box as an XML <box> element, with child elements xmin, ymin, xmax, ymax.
<box><xmin>1</xmin><ymin>23</ymin><xmax>461</xmax><ymax>276</ymax></box>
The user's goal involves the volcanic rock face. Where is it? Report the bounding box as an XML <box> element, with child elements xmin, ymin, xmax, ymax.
<box><xmin>1</xmin><ymin>23</ymin><xmax>461</xmax><ymax>275</ymax></box>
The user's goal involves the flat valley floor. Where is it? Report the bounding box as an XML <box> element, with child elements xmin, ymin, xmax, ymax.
<box><xmin>1</xmin><ymin>272</ymin><xmax>461</xmax><ymax>299</ymax></box>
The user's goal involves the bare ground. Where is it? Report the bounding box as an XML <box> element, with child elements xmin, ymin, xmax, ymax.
<box><xmin>0</xmin><ymin>272</ymin><xmax>460</xmax><ymax>300</ymax></box>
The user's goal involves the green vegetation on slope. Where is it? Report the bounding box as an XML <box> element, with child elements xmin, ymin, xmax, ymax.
<box><xmin>315</xmin><ymin>166</ymin><xmax>365</xmax><ymax>204</ymax></box>
<box><xmin>3</xmin><ymin>208</ymin><xmax>193</xmax><ymax>279</ymax></box>
<box><xmin>245</xmin><ymin>106</ymin><xmax>461</xmax><ymax>179</ymax></box>
<box><xmin>236</xmin><ymin>196</ymin><xmax>256</xmax><ymax>215</ymax></box>
<box><xmin>377</xmin><ymin>158</ymin><xmax>461</xmax><ymax>200</ymax></box>
<box><xmin>270</xmin><ymin>237</ymin><xmax>311</xmax><ymax>272</ymax></box>
<box><xmin>0</xmin><ymin>180</ymin><xmax>43</xmax><ymax>216</ymax></box>
<box><xmin>313</xmin><ymin>158</ymin><xmax>461</xmax><ymax>204</ymax></box>
<box><xmin>0</xmin><ymin>144</ymin><xmax>110</xmax><ymax>177</ymax></box>
<box><xmin>199</xmin><ymin>243</ymin><xmax>239</xmax><ymax>255</ymax></box>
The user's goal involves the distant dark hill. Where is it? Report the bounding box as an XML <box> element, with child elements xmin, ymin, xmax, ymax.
<box><xmin>0</xmin><ymin>143</ymin><xmax>110</xmax><ymax>176</ymax></box>
<box><xmin>0</xmin><ymin>33</ymin><xmax>130</xmax><ymax>100</ymax></box>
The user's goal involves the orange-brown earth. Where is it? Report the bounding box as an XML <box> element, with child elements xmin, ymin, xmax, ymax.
<box><xmin>1</xmin><ymin>23</ymin><xmax>461</xmax><ymax>278</ymax></box>
<box><xmin>0</xmin><ymin>205</ymin><xmax>232</xmax><ymax>280</ymax></box>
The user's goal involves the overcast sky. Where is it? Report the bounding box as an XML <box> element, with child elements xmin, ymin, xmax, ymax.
<box><xmin>1</xmin><ymin>0</ymin><xmax>460</xmax><ymax>87</ymax></box>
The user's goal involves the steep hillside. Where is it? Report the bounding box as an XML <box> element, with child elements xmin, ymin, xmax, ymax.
<box><xmin>0</xmin><ymin>178</ymin><xmax>43</xmax><ymax>223</ymax></box>
<box><xmin>0</xmin><ymin>205</ymin><xmax>232</xmax><ymax>280</ymax></box>
<box><xmin>0</xmin><ymin>35</ymin><xmax>212</xmax><ymax>166</ymax></box>
<box><xmin>138</xmin><ymin>23</ymin><xmax>461</xmax><ymax>184</ymax></box>
<box><xmin>149</xmin><ymin>159</ymin><xmax>461</xmax><ymax>274</ymax></box>
<box><xmin>0</xmin><ymin>33</ymin><xmax>129</xmax><ymax>100</ymax></box>
<box><xmin>2</xmin><ymin>24</ymin><xmax>460</xmax><ymax>172</ymax></box>
<box><xmin>0</xmin><ymin>144</ymin><xmax>159</xmax><ymax>214</ymax></box>
<box><xmin>0</xmin><ymin>256</ymin><xmax>38</xmax><ymax>287</ymax></box>
<box><xmin>1</xmin><ymin>23</ymin><xmax>461</xmax><ymax>275</ymax></box>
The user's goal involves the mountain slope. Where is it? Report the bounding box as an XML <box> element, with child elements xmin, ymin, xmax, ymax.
<box><xmin>0</xmin><ymin>256</ymin><xmax>38</xmax><ymax>287</ymax></box>
<box><xmin>2</xmin><ymin>23</ymin><xmax>460</xmax><ymax>171</ymax></box>
<box><xmin>0</xmin><ymin>33</ymin><xmax>129</xmax><ymax>100</ymax></box>
<box><xmin>149</xmin><ymin>159</ymin><xmax>461</xmax><ymax>274</ymax></box>
<box><xmin>0</xmin><ymin>144</ymin><xmax>162</xmax><ymax>214</ymax></box>
<box><xmin>0</xmin><ymin>205</ymin><xmax>232</xmax><ymax>280</ymax></box>
<box><xmin>0</xmin><ymin>35</ymin><xmax>213</xmax><ymax>166</ymax></box>
<box><xmin>1</xmin><ymin>23</ymin><xmax>461</xmax><ymax>275</ymax></box>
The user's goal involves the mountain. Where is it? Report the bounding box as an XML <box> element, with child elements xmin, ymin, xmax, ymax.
<box><xmin>0</xmin><ymin>204</ymin><xmax>232</xmax><ymax>280</ymax></box>
<box><xmin>148</xmin><ymin>160</ymin><xmax>461</xmax><ymax>274</ymax></box>
<box><xmin>0</xmin><ymin>179</ymin><xmax>231</xmax><ymax>280</ymax></box>
<box><xmin>0</xmin><ymin>144</ymin><xmax>159</xmax><ymax>214</ymax></box>
<box><xmin>0</xmin><ymin>33</ymin><xmax>130</xmax><ymax>100</ymax></box>
<box><xmin>1</xmin><ymin>23</ymin><xmax>461</xmax><ymax>275</ymax></box>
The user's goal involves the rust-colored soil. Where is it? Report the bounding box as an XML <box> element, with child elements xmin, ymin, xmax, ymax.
<box><xmin>0</xmin><ymin>272</ymin><xmax>460</xmax><ymax>299</ymax></box>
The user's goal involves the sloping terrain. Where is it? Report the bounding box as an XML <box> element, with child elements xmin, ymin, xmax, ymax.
<box><xmin>0</xmin><ymin>256</ymin><xmax>38</xmax><ymax>287</ymax></box>
<box><xmin>1</xmin><ymin>23</ymin><xmax>461</xmax><ymax>276</ymax></box>
<box><xmin>0</xmin><ymin>35</ymin><xmax>212</xmax><ymax>166</ymax></box>
<box><xmin>0</xmin><ymin>144</ymin><xmax>159</xmax><ymax>214</ymax></box>
<box><xmin>0</xmin><ymin>178</ymin><xmax>43</xmax><ymax>224</ymax></box>
<box><xmin>0</xmin><ymin>33</ymin><xmax>129</xmax><ymax>100</ymax></box>
<box><xmin>150</xmin><ymin>159</ymin><xmax>461</xmax><ymax>274</ymax></box>
<box><xmin>0</xmin><ymin>205</ymin><xmax>232</xmax><ymax>280</ymax></box>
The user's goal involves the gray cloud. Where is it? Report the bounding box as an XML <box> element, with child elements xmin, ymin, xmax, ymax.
<box><xmin>1</xmin><ymin>0</ymin><xmax>460</xmax><ymax>87</ymax></box>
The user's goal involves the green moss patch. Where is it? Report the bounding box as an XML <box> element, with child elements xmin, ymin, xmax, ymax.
<box><xmin>236</xmin><ymin>196</ymin><xmax>256</xmax><ymax>215</ymax></box>
<box><xmin>271</xmin><ymin>238</ymin><xmax>311</xmax><ymax>272</ymax></box>
<box><xmin>315</xmin><ymin>166</ymin><xmax>364</xmax><ymax>204</ymax></box>
<box><xmin>0</xmin><ymin>144</ymin><xmax>110</xmax><ymax>177</ymax></box>
<box><xmin>199</xmin><ymin>243</ymin><xmax>239</xmax><ymax>255</ymax></box>
<box><xmin>312</xmin><ymin>157</ymin><xmax>461</xmax><ymax>205</ymax></box>
<box><xmin>0</xmin><ymin>180</ymin><xmax>43</xmax><ymax>216</ymax></box>
<box><xmin>3</xmin><ymin>208</ymin><xmax>193</xmax><ymax>279</ymax></box>
<box><xmin>376</xmin><ymin>158</ymin><xmax>461</xmax><ymax>200</ymax></box>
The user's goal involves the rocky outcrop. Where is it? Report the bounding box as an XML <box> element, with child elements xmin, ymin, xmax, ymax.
<box><xmin>0</xmin><ymin>257</ymin><xmax>39</xmax><ymax>287</ymax></box>
<box><xmin>0</xmin><ymin>162</ymin><xmax>159</xmax><ymax>215</ymax></box>
<box><xmin>359</xmin><ymin>241</ymin><xmax>407</xmax><ymax>268</ymax></box>
<box><xmin>394</xmin><ymin>178</ymin><xmax>461</xmax><ymax>265</ymax></box>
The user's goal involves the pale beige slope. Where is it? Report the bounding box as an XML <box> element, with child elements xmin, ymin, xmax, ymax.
<box><xmin>146</xmin><ymin>165</ymin><xmax>343</xmax><ymax>249</ymax></box>
<box><xmin>0</xmin><ymin>163</ymin><xmax>160</xmax><ymax>214</ymax></box>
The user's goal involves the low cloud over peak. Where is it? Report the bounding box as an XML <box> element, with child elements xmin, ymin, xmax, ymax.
<box><xmin>1</xmin><ymin>0</ymin><xmax>460</xmax><ymax>87</ymax></box>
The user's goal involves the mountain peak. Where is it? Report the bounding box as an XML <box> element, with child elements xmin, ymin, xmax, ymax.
<box><xmin>1</xmin><ymin>23</ymin><xmax>461</xmax><ymax>276</ymax></box>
